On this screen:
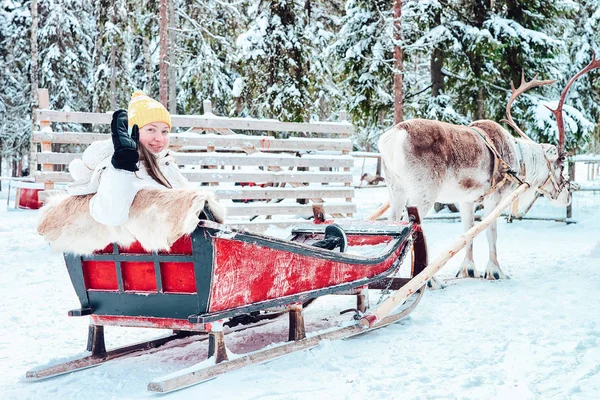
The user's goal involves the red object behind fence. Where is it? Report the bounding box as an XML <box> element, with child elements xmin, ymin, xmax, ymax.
<box><xmin>17</xmin><ymin>188</ymin><xmax>43</xmax><ymax>210</ymax></box>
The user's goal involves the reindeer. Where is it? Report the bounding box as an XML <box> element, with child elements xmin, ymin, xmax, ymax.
<box><xmin>360</xmin><ymin>173</ymin><xmax>385</xmax><ymax>186</ymax></box>
<box><xmin>379</xmin><ymin>55</ymin><xmax>600</xmax><ymax>281</ymax></box>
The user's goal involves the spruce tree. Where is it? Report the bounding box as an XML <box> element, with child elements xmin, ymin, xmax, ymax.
<box><xmin>176</xmin><ymin>0</ymin><xmax>244</xmax><ymax>115</ymax></box>
<box><xmin>402</xmin><ymin>0</ymin><xmax>469</xmax><ymax>125</ymax></box>
<box><xmin>557</xmin><ymin>0</ymin><xmax>600</xmax><ymax>152</ymax></box>
<box><xmin>128</xmin><ymin>0</ymin><xmax>159</xmax><ymax>96</ymax></box>
<box><xmin>1</xmin><ymin>0</ymin><xmax>32</xmax><ymax>174</ymax></box>
<box><xmin>332</xmin><ymin>0</ymin><xmax>394</xmax><ymax>148</ymax></box>
<box><xmin>91</xmin><ymin>0</ymin><xmax>131</xmax><ymax>113</ymax></box>
<box><xmin>37</xmin><ymin>0</ymin><xmax>95</xmax><ymax>131</ymax></box>
<box><xmin>236</xmin><ymin>0</ymin><xmax>313</xmax><ymax>123</ymax></box>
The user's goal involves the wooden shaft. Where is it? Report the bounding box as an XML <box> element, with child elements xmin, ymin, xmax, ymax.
<box><xmin>365</xmin><ymin>201</ymin><xmax>390</xmax><ymax>221</ymax></box>
<box><xmin>360</xmin><ymin>183</ymin><xmax>530</xmax><ymax>328</ymax></box>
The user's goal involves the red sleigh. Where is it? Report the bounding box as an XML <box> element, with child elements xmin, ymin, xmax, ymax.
<box><xmin>26</xmin><ymin>207</ymin><xmax>427</xmax><ymax>392</ymax></box>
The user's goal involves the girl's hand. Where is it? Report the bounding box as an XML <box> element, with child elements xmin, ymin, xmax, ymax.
<box><xmin>110</xmin><ymin>109</ymin><xmax>139</xmax><ymax>172</ymax></box>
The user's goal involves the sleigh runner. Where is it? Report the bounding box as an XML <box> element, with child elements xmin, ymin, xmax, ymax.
<box><xmin>27</xmin><ymin>206</ymin><xmax>428</xmax><ymax>391</ymax></box>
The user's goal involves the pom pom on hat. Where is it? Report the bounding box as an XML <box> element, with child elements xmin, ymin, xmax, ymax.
<box><xmin>128</xmin><ymin>91</ymin><xmax>172</xmax><ymax>129</ymax></box>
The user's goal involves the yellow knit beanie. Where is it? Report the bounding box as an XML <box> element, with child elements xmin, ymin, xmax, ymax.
<box><xmin>128</xmin><ymin>91</ymin><xmax>172</xmax><ymax>130</ymax></box>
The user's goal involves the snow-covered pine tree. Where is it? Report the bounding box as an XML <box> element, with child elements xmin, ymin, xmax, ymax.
<box><xmin>486</xmin><ymin>0</ymin><xmax>574</xmax><ymax>144</ymax></box>
<box><xmin>128</xmin><ymin>0</ymin><xmax>159</xmax><ymax>97</ymax></box>
<box><xmin>439</xmin><ymin>1</ymin><xmax>503</xmax><ymax>121</ymax></box>
<box><xmin>37</xmin><ymin>0</ymin><xmax>95</xmax><ymax>131</ymax></box>
<box><xmin>303</xmin><ymin>0</ymin><xmax>344</xmax><ymax>123</ymax></box>
<box><xmin>91</xmin><ymin>0</ymin><xmax>131</xmax><ymax>113</ymax></box>
<box><xmin>235</xmin><ymin>0</ymin><xmax>313</xmax><ymax>124</ymax></box>
<box><xmin>553</xmin><ymin>0</ymin><xmax>600</xmax><ymax>153</ymax></box>
<box><xmin>1</xmin><ymin>0</ymin><xmax>32</xmax><ymax>175</ymax></box>
<box><xmin>402</xmin><ymin>0</ymin><xmax>470</xmax><ymax>125</ymax></box>
<box><xmin>175</xmin><ymin>0</ymin><xmax>244</xmax><ymax>115</ymax></box>
<box><xmin>331</xmin><ymin>0</ymin><xmax>394</xmax><ymax>149</ymax></box>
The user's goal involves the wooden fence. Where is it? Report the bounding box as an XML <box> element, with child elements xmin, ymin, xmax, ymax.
<box><xmin>32</xmin><ymin>89</ymin><xmax>356</xmax><ymax>229</ymax></box>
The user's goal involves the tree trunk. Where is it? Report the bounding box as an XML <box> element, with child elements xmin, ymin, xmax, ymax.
<box><xmin>30</xmin><ymin>0</ymin><xmax>39</xmax><ymax>175</ymax></box>
<box><xmin>12</xmin><ymin>157</ymin><xmax>18</xmax><ymax>177</ymax></box>
<box><xmin>168</xmin><ymin>0</ymin><xmax>177</xmax><ymax>113</ymax></box>
<box><xmin>476</xmin><ymin>87</ymin><xmax>485</xmax><ymax>120</ymax></box>
<box><xmin>506</xmin><ymin>2</ymin><xmax>524</xmax><ymax>87</ymax></box>
<box><xmin>159</xmin><ymin>0</ymin><xmax>169</xmax><ymax>107</ymax></box>
<box><xmin>393</xmin><ymin>0</ymin><xmax>403</xmax><ymax>124</ymax></box>
<box><xmin>110</xmin><ymin>45</ymin><xmax>116</xmax><ymax>110</ymax></box>
<box><xmin>0</xmin><ymin>139</ymin><xmax>3</xmax><ymax>190</ymax></box>
<box><xmin>430</xmin><ymin>9</ymin><xmax>444</xmax><ymax>96</ymax></box>
<box><xmin>143</xmin><ymin>36</ymin><xmax>152</xmax><ymax>93</ymax></box>
<box><xmin>109</xmin><ymin>1</ymin><xmax>118</xmax><ymax>110</ymax></box>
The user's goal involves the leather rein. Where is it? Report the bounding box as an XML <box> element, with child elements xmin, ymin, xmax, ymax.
<box><xmin>469</xmin><ymin>127</ymin><xmax>568</xmax><ymax>202</ymax></box>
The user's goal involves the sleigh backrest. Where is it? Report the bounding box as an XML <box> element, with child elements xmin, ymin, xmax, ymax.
<box><xmin>32</xmin><ymin>89</ymin><xmax>357</xmax><ymax>231</ymax></box>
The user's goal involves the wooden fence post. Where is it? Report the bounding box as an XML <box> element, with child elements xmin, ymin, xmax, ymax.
<box><xmin>203</xmin><ymin>100</ymin><xmax>217</xmax><ymax>186</ymax></box>
<box><xmin>203</xmin><ymin>99</ymin><xmax>213</xmax><ymax>115</ymax></box>
<box><xmin>567</xmin><ymin>160</ymin><xmax>575</xmax><ymax>219</ymax></box>
<box><xmin>37</xmin><ymin>88</ymin><xmax>55</xmax><ymax>190</ymax></box>
<box><xmin>340</xmin><ymin>111</ymin><xmax>353</xmax><ymax>217</ymax></box>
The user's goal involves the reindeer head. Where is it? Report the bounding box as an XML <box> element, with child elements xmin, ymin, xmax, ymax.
<box><xmin>503</xmin><ymin>52</ymin><xmax>600</xmax><ymax>206</ymax></box>
<box><xmin>538</xmin><ymin>143</ymin><xmax>571</xmax><ymax>206</ymax></box>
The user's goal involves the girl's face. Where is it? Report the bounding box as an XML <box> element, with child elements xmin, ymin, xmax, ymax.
<box><xmin>138</xmin><ymin>122</ymin><xmax>170</xmax><ymax>154</ymax></box>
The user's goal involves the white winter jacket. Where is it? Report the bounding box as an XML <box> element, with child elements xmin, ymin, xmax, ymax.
<box><xmin>67</xmin><ymin>140</ymin><xmax>189</xmax><ymax>226</ymax></box>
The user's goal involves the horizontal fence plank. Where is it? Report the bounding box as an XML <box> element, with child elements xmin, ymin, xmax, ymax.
<box><xmin>33</xmin><ymin>132</ymin><xmax>352</xmax><ymax>151</ymax></box>
<box><xmin>36</xmin><ymin>152</ymin><xmax>354</xmax><ymax>169</ymax></box>
<box><xmin>213</xmin><ymin>187</ymin><xmax>354</xmax><ymax>200</ymax></box>
<box><xmin>33</xmin><ymin>132</ymin><xmax>109</xmax><ymax>144</ymax></box>
<box><xmin>35</xmin><ymin>187</ymin><xmax>355</xmax><ymax>202</ymax></box>
<box><xmin>225</xmin><ymin>203</ymin><xmax>356</xmax><ymax>217</ymax></box>
<box><xmin>224</xmin><ymin>220</ymin><xmax>308</xmax><ymax>232</ymax></box>
<box><xmin>34</xmin><ymin>170</ymin><xmax>353</xmax><ymax>184</ymax></box>
<box><xmin>173</xmin><ymin>153</ymin><xmax>353</xmax><ymax>168</ymax></box>
<box><xmin>36</xmin><ymin>152</ymin><xmax>78</xmax><ymax>164</ymax></box>
<box><xmin>35</xmin><ymin>110</ymin><xmax>353</xmax><ymax>134</ymax></box>
<box><xmin>183</xmin><ymin>171</ymin><xmax>352</xmax><ymax>184</ymax></box>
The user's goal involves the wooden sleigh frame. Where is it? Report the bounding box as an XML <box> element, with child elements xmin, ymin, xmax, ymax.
<box><xmin>26</xmin><ymin>207</ymin><xmax>428</xmax><ymax>392</ymax></box>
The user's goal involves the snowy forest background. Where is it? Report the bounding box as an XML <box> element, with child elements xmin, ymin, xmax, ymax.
<box><xmin>1</xmin><ymin>0</ymin><xmax>600</xmax><ymax>177</ymax></box>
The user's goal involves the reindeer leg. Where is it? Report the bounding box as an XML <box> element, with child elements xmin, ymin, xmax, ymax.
<box><xmin>456</xmin><ymin>202</ymin><xmax>479</xmax><ymax>278</ymax></box>
<box><xmin>385</xmin><ymin>179</ymin><xmax>408</xmax><ymax>221</ymax></box>
<box><xmin>483</xmin><ymin>198</ymin><xmax>509</xmax><ymax>280</ymax></box>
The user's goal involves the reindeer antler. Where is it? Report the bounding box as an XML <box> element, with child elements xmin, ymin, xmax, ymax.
<box><xmin>502</xmin><ymin>71</ymin><xmax>556</xmax><ymax>142</ymax></box>
<box><xmin>546</xmin><ymin>51</ymin><xmax>600</xmax><ymax>153</ymax></box>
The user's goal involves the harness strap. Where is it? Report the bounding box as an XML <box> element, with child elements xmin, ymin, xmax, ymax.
<box><xmin>470</xmin><ymin>127</ymin><xmax>567</xmax><ymax>203</ymax></box>
<box><xmin>514</xmin><ymin>140</ymin><xmax>527</xmax><ymax>179</ymax></box>
<box><xmin>470</xmin><ymin>126</ymin><xmax>524</xmax><ymax>202</ymax></box>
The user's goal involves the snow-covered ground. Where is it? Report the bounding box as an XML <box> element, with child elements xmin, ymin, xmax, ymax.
<box><xmin>1</xmin><ymin>163</ymin><xmax>599</xmax><ymax>400</ymax></box>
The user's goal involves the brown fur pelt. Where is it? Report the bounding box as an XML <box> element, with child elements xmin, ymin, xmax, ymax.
<box><xmin>37</xmin><ymin>188</ymin><xmax>226</xmax><ymax>255</ymax></box>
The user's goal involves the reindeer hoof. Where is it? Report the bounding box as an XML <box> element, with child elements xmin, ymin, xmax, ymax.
<box><xmin>456</xmin><ymin>265</ymin><xmax>479</xmax><ymax>279</ymax></box>
<box><xmin>484</xmin><ymin>264</ymin><xmax>509</xmax><ymax>280</ymax></box>
<box><xmin>427</xmin><ymin>276</ymin><xmax>446</xmax><ymax>290</ymax></box>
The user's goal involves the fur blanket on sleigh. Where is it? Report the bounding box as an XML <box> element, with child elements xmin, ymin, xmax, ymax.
<box><xmin>37</xmin><ymin>188</ymin><xmax>226</xmax><ymax>255</ymax></box>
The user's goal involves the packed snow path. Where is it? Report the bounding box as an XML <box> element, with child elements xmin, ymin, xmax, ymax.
<box><xmin>1</xmin><ymin>187</ymin><xmax>599</xmax><ymax>399</ymax></box>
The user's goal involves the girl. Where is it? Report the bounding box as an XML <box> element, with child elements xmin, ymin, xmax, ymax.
<box><xmin>67</xmin><ymin>91</ymin><xmax>189</xmax><ymax>226</ymax></box>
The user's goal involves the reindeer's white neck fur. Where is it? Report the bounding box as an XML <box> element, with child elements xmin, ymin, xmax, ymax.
<box><xmin>515</xmin><ymin>138</ymin><xmax>550</xmax><ymax>188</ymax></box>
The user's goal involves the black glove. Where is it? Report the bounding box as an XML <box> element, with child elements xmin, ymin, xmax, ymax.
<box><xmin>110</xmin><ymin>109</ymin><xmax>139</xmax><ymax>172</ymax></box>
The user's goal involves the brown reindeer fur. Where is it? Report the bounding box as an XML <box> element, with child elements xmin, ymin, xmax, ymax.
<box><xmin>382</xmin><ymin>119</ymin><xmax>524</xmax><ymax>211</ymax></box>
<box><xmin>37</xmin><ymin>188</ymin><xmax>225</xmax><ymax>255</ymax></box>
<box><xmin>380</xmin><ymin>118</ymin><xmax>570</xmax><ymax>282</ymax></box>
